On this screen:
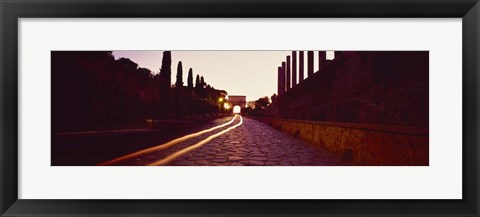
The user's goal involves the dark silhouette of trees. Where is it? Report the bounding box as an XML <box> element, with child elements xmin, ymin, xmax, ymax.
<box><xmin>195</xmin><ymin>76</ymin><xmax>207</xmax><ymax>97</ymax></box>
<box><xmin>195</xmin><ymin>74</ymin><xmax>200</xmax><ymax>88</ymax></box>
<box><xmin>138</xmin><ymin>67</ymin><xmax>153</xmax><ymax>78</ymax></box>
<box><xmin>187</xmin><ymin>68</ymin><xmax>193</xmax><ymax>89</ymax></box>
<box><xmin>175</xmin><ymin>61</ymin><xmax>183</xmax><ymax>88</ymax></box>
<box><xmin>160</xmin><ymin>51</ymin><xmax>172</xmax><ymax>87</ymax></box>
<box><xmin>271</xmin><ymin>93</ymin><xmax>278</xmax><ymax>103</ymax></box>
<box><xmin>255</xmin><ymin>96</ymin><xmax>271</xmax><ymax>110</ymax></box>
<box><xmin>174</xmin><ymin>61</ymin><xmax>184</xmax><ymax>118</ymax></box>
<box><xmin>118</xmin><ymin>57</ymin><xmax>138</xmax><ymax>71</ymax></box>
<box><xmin>243</xmin><ymin>96</ymin><xmax>271</xmax><ymax>117</ymax></box>
<box><xmin>52</xmin><ymin>51</ymin><xmax>155</xmax><ymax>131</ymax></box>
<box><xmin>247</xmin><ymin>101</ymin><xmax>256</xmax><ymax>109</ymax></box>
<box><xmin>52</xmin><ymin>50</ymin><xmax>228</xmax><ymax>132</ymax></box>
<box><xmin>194</xmin><ymin>74</ymin><xmax>202</xmax><ymax>95</ymax></box>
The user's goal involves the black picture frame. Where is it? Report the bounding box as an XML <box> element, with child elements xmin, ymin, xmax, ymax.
<box><xmin>1</xmin><ymin>0</ymin><xmax>479</xmax><ymax>216</ymax></box>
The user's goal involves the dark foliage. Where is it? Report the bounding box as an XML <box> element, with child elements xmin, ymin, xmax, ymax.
<box><xmin>175</xmin><ymin>61</ymin><xmax>183</xmax><ymax>88</ymax></box>
<box><xmin>187</xmin><ymin>68</ymin><xmax>193</xmax><ymax>89</ymax></box>
<box><xmin>52</xmin><ymin>51</ymin><xmax>227</xmax><ymax>132</ymax></box>
<box><xmin>160</xmin><ymin>51</ymin><xmax>172</xmax><ymax>87</ymax></box>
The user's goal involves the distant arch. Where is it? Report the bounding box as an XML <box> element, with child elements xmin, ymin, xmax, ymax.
<box><xmin>228</xmin><ymin>95</ymin><xmax>246</xmax><ymax>108</ymax></box>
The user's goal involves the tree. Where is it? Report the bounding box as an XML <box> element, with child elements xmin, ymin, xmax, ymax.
<box><xmin>117</xmin><ymin>57</ymin><xmax>138</xmax><ymax>71</ymax></box>
<box><xmin>254</xmin><ymin>96</ymin><xmax>270</xmax><ymax>110</ymax></box>
<box><xmin>195</xmin><ymin>74</ymin><xmax>200</xmax><ymax>88</ymax></box>
<box><xmin>247</xmin><ymin>101</ymin><xmax>256</xmax><ymax>109</ymax></box>
<box><xmin>137</xmin><ymin>67</ymin><xmax>152</xmax><ymax>78</ymax></box>
<box><xmin>187</xmin><ymin>68</ymin><xmax>193</xmax><ymax>89</ymax></box>
<box><xmin>175</xmin><ymin>61</ymin><xmax>183</xmax><ymax>87</ymax></box>
<box><xmin>200</xmin><ymin>76</ymin><xmax>205</xmax><ymax>88</ymax></box>
<box><xmin>271</xmin><ymin>93</ymin><xmax>278</xmax><ymax>103</ymax></box>
<box><xmin>159</xmin><ymin>51</ymin><xmax>172</xmax><ymax>86</ymax></box>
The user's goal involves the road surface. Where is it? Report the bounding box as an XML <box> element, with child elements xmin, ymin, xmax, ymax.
<box><xmin>108</xmin><ymin>115</ymin><xmax>341</xmax><ymax>166</ymax></box>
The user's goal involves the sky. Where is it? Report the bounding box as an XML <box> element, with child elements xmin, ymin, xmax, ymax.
<box><xmin>112</xmin><ymin>51</ymin><xmax>334</xmax><ymax>101</ymax></box>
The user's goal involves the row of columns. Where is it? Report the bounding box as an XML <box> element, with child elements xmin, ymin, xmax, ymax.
<box><xmin>278</xmin><ymin>51</ymin><xmax>343</xmax><ymax>96</ymax></box>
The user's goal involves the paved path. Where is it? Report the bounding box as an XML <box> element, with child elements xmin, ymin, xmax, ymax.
<box><xmin>116</xmin><ymin>116</ymin><xmax>341</xmax><ymax>166</ymax></box>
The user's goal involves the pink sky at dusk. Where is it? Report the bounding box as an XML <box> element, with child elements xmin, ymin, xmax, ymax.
<box><xmin>112</xmin><ymin>51</ymin><xmax>334</xmax><ymax>101</ymax></box>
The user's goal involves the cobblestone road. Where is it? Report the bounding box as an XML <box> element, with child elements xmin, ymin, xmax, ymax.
<box><xmin>117</xmin><ymin>116</ymin><xmax>342</xmax><ymax>166</ymax></box>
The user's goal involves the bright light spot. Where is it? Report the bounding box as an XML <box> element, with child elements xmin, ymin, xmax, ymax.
<box><xmin>218</xmin><ymin>98</ymin><xmax>223</xmax><ymax>102</ymax></box>
<box><xmin>224</xmin><ymin>103</ymin><xmax>231</xmax><ymax>109</ymax></box>
<box><xmin>233</xmin><ymin>105</ymin><xmax>241</xmax><ymax>114</ymax></box>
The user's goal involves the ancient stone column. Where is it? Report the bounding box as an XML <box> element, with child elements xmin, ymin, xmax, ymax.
<box><xmin>281</xmin><ymin>61</ymin><xmax>286</xmax><ymax>92</ymax></box>
<box><xmin>286</xmin><ymin>56</ymin><xmax>291</xmax><ymax>91</ymax></box>
<box><xmin>318</xmin><ymin>51</ymin><xmax>326</xmax><ymax>71</ymax></box>
<box><xmin>277</xmin><ymin>66</ymin><xmax>282</xmax><ymax>95</ymax></box>
<box><xmin>299</xmin><ymin>51</ymin><xmax>304</xmax><ymax>82</ymax></box>
<box><xmin>292</xmin><ymin>51</ymin><xmax>297</xmax><ymax>87</ymax></box>
<box><xmin>307</xmin><ymin>51</ymin><xmax>314</xmax><ymax>77</ymax></box>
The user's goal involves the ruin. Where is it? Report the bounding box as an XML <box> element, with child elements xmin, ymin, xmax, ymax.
<box><xmin>307</xmin><ymin>51</ymin><xmax>314</xmax><ymax>77</ymax></box>
<box><xmin>292</xmin><ymin>51</ymin><xmax>297</xmax><ymax>87</ymax></box>
<box><xmin>286</xmin><ymin>56</ymin><xmax>291</xmax><ymax>91</ymax></box>
<box><xmin>277</xmin><ymin>66</ymin><xmax>285</xmax><ymax>95</ymax></box>
<box><xmin>299</xmin><ymin>51</ymin><xmax>304</xmax><ymax>82</ymax></box>
<box><xmin>268</xmin><ymin>51</ymin><xmax>429</xmax><ymax>165</ymax></box>
<box><xmin>273</xmin><ymin>51</ymin><xmax>429</xmax><ymax>127</ymax></box>
<box><xmin>280</xmin><ymin>50</ymin><xmax>327</xmax><ymax>95</ymax></box>
<box><xmin>228</xmin><ymin>95</ymin><xmax>247</xmax><ymax>108</ymax></box>
<box><xmin>281</xmin><ymin>61</ymin><xmax>286</xmax><ymax>93</ymax></box>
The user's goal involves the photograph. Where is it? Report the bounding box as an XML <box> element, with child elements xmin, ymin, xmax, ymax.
<box><xmin>51</xmin><ymin>50</ymin><xmax>429</xmax><ymax>166</ymax></box>
<box><xmin>3</xmin><ymin>0</ymin><xmax>477</xmax><ymax>215</ymax></box>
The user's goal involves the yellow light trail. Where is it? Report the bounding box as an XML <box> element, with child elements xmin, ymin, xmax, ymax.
<box><xmin>147</xmin><ymin>115</ymin><xmax>244</xmax><ymax>166</ymax></box>
<box><xmin>97</xmin><ymin>115</ymin><xmax>238</xmax><ymax>166</ymax></box>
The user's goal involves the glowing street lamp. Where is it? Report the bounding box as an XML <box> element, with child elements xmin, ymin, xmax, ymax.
<box><xmin>224</xmin><ymin>102</ymin><xmax>231</xmax><ymax>110</ymax></box>
<box><xmin>218</xmin><ymin>97</ymin><xmax>225</xmax><ymax>114</ymax></box>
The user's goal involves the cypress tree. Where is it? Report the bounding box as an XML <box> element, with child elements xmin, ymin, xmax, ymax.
<box><xmin>160</xmin><ymin>51</ymin><xmax>172</xmax><ymax>86</ymax></box>
<box><xmin>187</xmin><ymin>68</ymin><xmax>193</xmax><ymax>89</ymax></box>
<box><xmin>200</xmin><ymin>76</ymin><xmax>205</xmax><ymax>88</ymax></box>
<box><xmin>175</xmin><ymin>61</ymin><xmax>183</xmax><ymax>87</ymax></box>
<box><xmin>195</xmin><ymin>74</ymin><xmax>200</xmax><ymax>88</ymax></box>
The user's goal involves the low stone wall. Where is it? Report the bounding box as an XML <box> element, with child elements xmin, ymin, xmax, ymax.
<box><xmin>253</xmin><ymin>117</ymin><xmax>428</xmax><ymax>166</ymax></box>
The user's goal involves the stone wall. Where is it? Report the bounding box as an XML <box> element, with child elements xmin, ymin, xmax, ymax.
<box><xmin>255</xmin><ymin>117</ymin><xmax>428</xmax><ymax>166</ymax></box>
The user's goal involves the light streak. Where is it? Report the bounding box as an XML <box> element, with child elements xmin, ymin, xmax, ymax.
<box><xmin>97</xmin><ymin>115</ymin><xmax>238</xmax><ymax>166</ymax></box>
<box><xmin>147</xmin><ymin>115</ymin><xmax>243</xmax><ymax>166</ymax></box>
